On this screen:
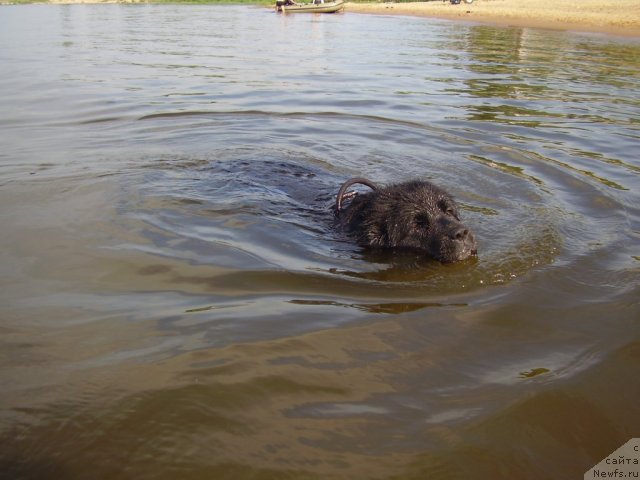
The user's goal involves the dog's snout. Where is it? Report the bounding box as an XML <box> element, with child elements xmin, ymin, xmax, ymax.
<box><xmin>446</xmin><ymin>220</ymin><xmax>478</xmax><ymax>260</ymax></box>
<box><xmin>452</xmin><ymin>227</ymin><xmax>469</xmax><ymax>241</ymax></box>
<box><xmin>442</xmin><ymin>217</ymin><xmax>470</xmax><ymax>242</ymax></box>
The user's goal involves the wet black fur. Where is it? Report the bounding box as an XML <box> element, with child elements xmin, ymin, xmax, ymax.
<box><xmin>335</xmin><ymin>178</ymin><xmax>478</xmax><ymax>263</ymax></box>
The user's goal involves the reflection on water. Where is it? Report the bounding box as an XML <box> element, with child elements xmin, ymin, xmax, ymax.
<box><xmin>0</xmin><ymin>5</ymin><xmax>639</xmax><ymax>480</ymax></box>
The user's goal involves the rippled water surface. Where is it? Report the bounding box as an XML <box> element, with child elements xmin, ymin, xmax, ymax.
<box><xmin>1</xmin><ymin>5</ymin><xmax>639</xmax><ymax>479</ymax></box>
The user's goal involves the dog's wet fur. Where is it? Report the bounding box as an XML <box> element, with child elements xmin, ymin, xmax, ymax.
<box><xmin>335</xmin><ymin>177</ymin><xmax>478</xmax><ymax>263</ymax></box>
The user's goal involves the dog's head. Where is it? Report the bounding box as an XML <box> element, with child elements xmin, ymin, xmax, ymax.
<box><xmin>338</xmin><ymin>180</ymin><xmax>477</xmax><ymax>263</ymax></box>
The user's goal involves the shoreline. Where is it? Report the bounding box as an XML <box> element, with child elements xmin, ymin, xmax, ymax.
<box><xmin>4</xmin><ymin>0</ymin><xmax>639</xmax><ymax>38</ymax></box>
<box><xmin>345</xmin><ymin>0</ymin><xmax>640</xmax><ymax>38</ymax></box>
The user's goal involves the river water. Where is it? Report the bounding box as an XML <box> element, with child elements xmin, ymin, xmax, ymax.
<box><xmin>1</xmin><ymin>4</ymin><xmax>639</xmax><ymax>479</ymax></box>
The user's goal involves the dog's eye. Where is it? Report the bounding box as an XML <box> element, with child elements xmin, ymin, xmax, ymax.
<box><xmin>414</xmin><ymin>213</ymin><xmax>430</xmax><ymax>229</ymax></box>
<box><xmin>441</xmin><ymin>203</ymin><xmax>460</xmax><ymax>220</ymax></box>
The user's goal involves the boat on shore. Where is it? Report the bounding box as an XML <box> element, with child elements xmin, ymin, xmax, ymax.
<box><xmin>275</xmin><ymin>0</ymin><xmax>344</xmax><ymax>14</ymax></box>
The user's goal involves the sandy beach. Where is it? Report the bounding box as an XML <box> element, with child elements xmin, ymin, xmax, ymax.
<box><xmin>346</xmin><ymin>0</ymin><xmax>640</xmax><ymax>37</ymax></box>
<box><xmin>28</xmin><ymin>0</ymin><xmax>640</xmax><ymax>37</ymax></box>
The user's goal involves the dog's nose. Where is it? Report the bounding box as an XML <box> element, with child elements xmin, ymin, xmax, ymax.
<box><xmin>451</xmin><ymin>226</ymin><xmax>469</xmax><ymax>241</ymax></box>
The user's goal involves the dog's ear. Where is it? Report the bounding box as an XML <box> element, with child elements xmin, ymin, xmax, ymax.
<box><xmin>364</xmin><ymin>220</ymin><xmax>387</xmax><ymax>247</ymax></box>
<box><xmin>359</xmin><ymin>199</ymin><xmax>393</xmax><ymax>247</ymax></box>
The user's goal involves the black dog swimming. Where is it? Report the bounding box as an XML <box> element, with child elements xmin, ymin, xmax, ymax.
<box><xmin>335</xmin><ymin>177</ymin><xmax>478</xmax><ymax>263</ymax></box>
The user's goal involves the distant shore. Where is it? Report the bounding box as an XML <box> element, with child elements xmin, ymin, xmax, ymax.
<box><xmin>345</xmin><ymin>0</ymin><xmax>640</xmax><ymax>37</ymax></box>
<box><xmin>6</xmin><ymin>0</ymin><xmax>640</xmax><ymax>37</ymax></box>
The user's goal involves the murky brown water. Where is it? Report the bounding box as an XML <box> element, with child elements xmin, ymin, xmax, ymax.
<box><xmin>1</xmin><ymin>5</ymin><xmax>639</xmax><ymax>479</ymax></box>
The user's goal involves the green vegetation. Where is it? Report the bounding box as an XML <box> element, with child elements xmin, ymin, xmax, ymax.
<box><xmin>3</xmin><ymin>0</ymin><xmax>275</xmax><ymax>4</ymax></box>
<box><xmin>151</xmin><ymin>0</ymin><xmax>272</xmax><ymax>4</ymax></box>
<box><xmin>2</xmin><ymin>0</ymin><xmax>433</xmax><ymax>4</ymax></box>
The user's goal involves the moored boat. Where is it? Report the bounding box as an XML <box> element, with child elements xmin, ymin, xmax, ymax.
<box><xmin>275</xmin><ymin>0</ymin><xmax>345</xmax><ymax>14</ymax></box>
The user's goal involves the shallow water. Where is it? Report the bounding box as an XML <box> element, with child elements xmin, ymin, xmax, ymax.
<box><xmin>1</xmin><ymin>4</ymin><xmax>639</xmax><ymax>479</ymax></box>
